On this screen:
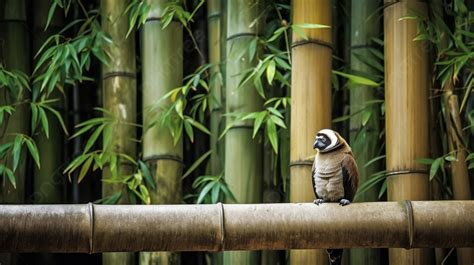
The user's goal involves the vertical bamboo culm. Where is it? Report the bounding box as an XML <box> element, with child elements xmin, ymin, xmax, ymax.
<box><xmin>140</xmin><ymin>0</ymin><xmax>183</xmax><ymax>264</ymax></box>
<box><xmin>208</xmin><ymin>0</ymin><xmax>224</xmax><ymax>176</ymax></box>
<box><xmin>32</xmin><ymin>0</ymin><xmax>64</xmax><ymax>205</ymax></box>
<box><xmin>0</xmin><ymin>0</ymin><xmax>30</xmax><ymax>203</ymax></box>
<box><xmin>384</xmin><ymin>0</ymin><xmax>431</xmax><ymax>264</ymax></box>
<box><xmin>0</xmin><ymin>1</ymin><xmax>30</xmax><ymax>264</ymax></box>
<box><xmin>101</xmin><ymin>0</ymin><xmax>137</xmax><ymax>264</ymax></box>
<box><xmin>290</xmin><ymin>0</ymin><xmax>332</xmax><ymax>264</ymax></box>
<box><xmin>223</xmin><ymin>0</ymin><xmax>263</xmax><ymax>264</ymax></box>
<box><xmin>349</xmin><ymin>0</ymin><xmax>381</xmax><ymax>264</ymax></box>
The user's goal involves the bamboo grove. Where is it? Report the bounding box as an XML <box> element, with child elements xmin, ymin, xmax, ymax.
<box><xmin>0</xmin><ymin>0</ymin><xmax>472</xmax><ymax>265</ymax></box>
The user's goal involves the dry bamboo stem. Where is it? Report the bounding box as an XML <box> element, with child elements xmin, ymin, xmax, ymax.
<box><xmin>290</xmin><ymin>0</ymin><xmax>332</xmax><ymax>264</ymax></box>
<box><xmin>101</xmin><ymin>0</ymin><xmax>137</xmax><ymax>264</ymax></box>
<box><xmin>443</xmin><ymin>78</ymin><xmax>474</xmax><ymax>264</ymax></box>
<box><xmin>384</xmin><ymin>0</ymin><xmax>431</xmax><ymax>264</ymax></box>
<box><xmin>0</xmin><ymin>201</ymin><xmax>472</xmax><ymax>253</ymax></box>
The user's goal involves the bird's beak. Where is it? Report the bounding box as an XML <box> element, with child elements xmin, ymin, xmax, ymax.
<box><xmin>313</xmin><ymin>140</ymin><xmax>318</xmax><ymax>149</ymax></box>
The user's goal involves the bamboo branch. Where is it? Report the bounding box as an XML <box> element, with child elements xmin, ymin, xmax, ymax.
<box><xmin>0</xmin><ymin>201</ymin><xmax>472</xmax><ymax>253</ymax></box>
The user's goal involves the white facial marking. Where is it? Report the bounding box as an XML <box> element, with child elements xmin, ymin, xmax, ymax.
<box><xmin>318</xmin><ymin>129</ymin><xmax>338</xmax><ymax>150</ymax></box>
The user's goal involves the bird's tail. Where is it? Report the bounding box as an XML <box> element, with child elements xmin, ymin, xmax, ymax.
<box><xmin>326</xmin><ymin>248</ymin><xmax>343</xmax><ymax>265</ymax></box>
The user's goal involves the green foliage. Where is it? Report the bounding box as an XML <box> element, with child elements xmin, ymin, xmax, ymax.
<box><xmin>64</xmin><ymin>108</ymin><xmax>153</xmax><ymax>204</ymax></box>
<box><xmin>146</xmin><ymin>64</ymin><xmax>212</xmax><ymax>145</ymax></box>
<box><xmin>33</xmin><ymin>16</ymin><xmax>112</xmax><ymax>96</ymax></box>
<box><xmin>189</xmin><ymin>173</ymin><xmax>237</xmax><ymax>204</ymax></box>
<box><xmin>0</xmin><ymin>134</ymin><xmax>40</xmax><ymax>188</ymax></box>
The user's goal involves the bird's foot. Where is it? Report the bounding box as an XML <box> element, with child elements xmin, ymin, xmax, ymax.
<box><xmin>314</xmin><ymin>199</ymin><xmax>325</xmax><ymax>205</ymax></box>
<box><xmin>339</xmin><ymin>199</ymin><xmax>351</xmax><ymax>206</ymax></box>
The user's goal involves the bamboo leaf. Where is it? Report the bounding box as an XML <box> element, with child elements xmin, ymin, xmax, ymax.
<box><xmin>78</xmin><ymin>155</ymin><xmax>93</xmax><ymax>183</ymax></box>
<box><xmin>253</xmin><ymin>111</ymin><xmax>266</xmax><ymax>138</ymax></box>
<box><xmin>332</xmin><ymin>70</ymin><xmax>379</xmax><ymax>87</ymax></box>
<box><xmin>139</xmin><ymin>160</ymin><xmax>155</xmax><ymax>190</ymax></box>
<box><xmin>430</xmin><ymin>158</ymin><xmax>443</xmax><ymax>180</ymax></box>
<box><xmin>186</xmin><ymin>116</ymin><xmax>211</xmax><ymax>135</ymax></box>
<box><xmin>266</xmin><ymin>59</ymin><xmax>276</xmax><ymax>85</ymax></box>
<box><xmin>266</xmin><ymin>119</ymin><xmax>278</xmax><ymax>153</ymax></box>
<box><xmin>12</xmin><ymin>135</ymin><xmax>23</xmax><ymax>172</ymax></box>
<box><xmin>25</xmin><ymin>138</ymin><xmax>40</xmax><ymax>169</ymax></box>
<box><xmin>83</xmin><ymin>124</ymin><xmax>105</xmax><ymax>154</ymax></box>
<box><xmin>211</xmin><ymin>184</ymin><xmax>220</xmax><ymax>204</ymax></box>
<box><xmin>182</xmin><ymin>150</ymin><xmax>212</xmax><ymax>180</ymax></box>
<box><xmin>197</xmin><ymin>181</ymin><xmax>215</xmax><ymax>204</ymax></box>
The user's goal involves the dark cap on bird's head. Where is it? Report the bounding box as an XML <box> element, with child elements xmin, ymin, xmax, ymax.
<box><xmin>313</xmin><ymin>129</ymin><xmax>345</xmax><ymax>152</ymax></box>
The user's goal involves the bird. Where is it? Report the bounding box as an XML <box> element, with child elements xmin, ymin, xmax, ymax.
<box><xmin>311</xmin><ymin>128</ymin><xmax>359</xmax><ymax>265</ymax></box>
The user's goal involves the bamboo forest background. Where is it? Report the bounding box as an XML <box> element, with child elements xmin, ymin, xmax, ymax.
<box><xmin>0</xmin><ymin>0</ymin><xmax>472</xmax><ymax>265</ymax></box>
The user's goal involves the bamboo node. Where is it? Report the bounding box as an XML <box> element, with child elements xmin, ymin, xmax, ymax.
<box><xmin>102</xmin><ymin>71</ymin><xmax>136</xmax><ymax>80</ymax></box>
<box><xmin>289</xmin><ymin>160</ymin><xmax>313</xmax><ymax>167</ymax></box>
<box><xmin>88</xmin><ymin>202</ymin><xmax>94</xmax><ymax>254</ymax></box>
<box><xmin>217</xmin><ymin>202</ymin><xmax>225</xmax><ymax>251</ymax></box>
<box><xmin>403</xmin><ymin>200</ymin><xmax>415</xmax><ymax>249</ymax></box>
<box><xmin>385</xmin><ymin>170</ymin><xmax>428</xmax><ymax>177</ymax></box>
<box><xmin>143</xmin><ymin>154</ymin><xmax>184</xmax><ymax>165</ymax></box>
<box><xmin>291</xmin><ymin>39</ymin><xmax>333</xmax><ymax>51</ymax></box>
<box><xmin>226</xmin><ymin>33</ymin><xmax>260</xmax><ymax>41</ymax></box>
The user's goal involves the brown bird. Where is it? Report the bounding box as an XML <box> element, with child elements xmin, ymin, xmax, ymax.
<box><xmin>311</xmin><ymin>129</ymin><xmax>359</xmax><ymax>265</ymax></box>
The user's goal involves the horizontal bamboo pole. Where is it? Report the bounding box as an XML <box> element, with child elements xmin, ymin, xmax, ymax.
<box><xmin>0</xmin><ymin>201</ymin><xmax>472</xmax><ymax>253</ymax></box>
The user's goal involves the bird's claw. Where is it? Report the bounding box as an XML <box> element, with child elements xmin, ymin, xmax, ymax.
<box><xmin>339</xmin><ymin>199</ymin><xmax>351</xmax><ymax>206</ymax></box>
<box><xmin>314</xmin><ymin>199</ymin><xmax>325</xmax><ymax>205</ymax></box>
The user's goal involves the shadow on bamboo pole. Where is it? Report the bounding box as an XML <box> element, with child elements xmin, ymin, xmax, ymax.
<box><xmin>101</xmin><ymin>0</ymin><xmax>137</xmax><ymax>264</ymax></box>
<box><xmin>290</xmin><ymin>0</ymin><xmax>332</xmax><ymax>264</ymax></box>
<box><xmin>384</xmin><ymin>0</ymin><xmax>432</xmax><ymax>264</ymax></box>
<box><xmin>0</xmin><ymin>202</ymin><xmax>473</xmax><ymax>252</ymax></box>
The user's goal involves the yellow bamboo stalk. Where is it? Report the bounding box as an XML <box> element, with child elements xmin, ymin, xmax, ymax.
<box><xmin>444</xmin><ymin>78</ymin><xmax>474</xmax><ymax>264</ymax></box>
<box><xmin>101</xmin><ymin>0</ymin><xmax>137</xmax><ymax>264</ymax></box>
<box><xmin>384</xmin><ymin>0</ymin><xmax>431</xmax><ymax>264</ymax></box>
<box><xmin>290</xmin><ymin>0</ymin><xmax>332</xmax><ymax>264</ymax></box>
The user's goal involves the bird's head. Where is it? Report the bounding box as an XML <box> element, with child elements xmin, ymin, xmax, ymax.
<box><xmin>313</xmin><ymin>129</ymin><xmax>346</xmax><ymax>153</ymax></box>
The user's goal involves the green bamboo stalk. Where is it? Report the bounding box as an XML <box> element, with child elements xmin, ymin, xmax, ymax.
<box><xmin>349</xmin><ymin>0</ymin><xmax>382</xmax><ymax>264</ymax></box>
<box><xmin>32</xmin><ymin>0</ymin><xmax>64</xmax><ymax>205</ymax></box>
<box><xmin>140</xmin><ymin>0</ymin><xmax>183</xmax><ymax>264</ymax></box>
<box><xmin>208</xmin><ymin>2</ymin><xmax>225</xmax><ymax>264</ymax></box>
<box><xmin>223</xmin><ymin>0</ymin><xmax>263</xmax><ymax>264</ymax></box>
<box><xmin>208</xmin><ymin>0</ymin><xmax>224</xmax><ymax>177</ymax></box>
<box><xmin>0</xmin><ymin>0</ymin><xmax>30</xmax><ymax>204</ymax></box>
<box><xmin>101</xmin><ymin>0</ymin><xmax>137</xmax><ymax>264</ymax></box>
<box><xmin>0</xmin><ymin>1</ymin><xmax>30</xmax><ymax>264</ymax></box>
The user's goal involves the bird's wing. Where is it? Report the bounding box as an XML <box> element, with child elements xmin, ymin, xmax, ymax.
<box><xmin>311</xmin><ymin>159</ymin><xmax>319</xmax><ymax>199</ymax></box>
<box><xmin>341</xmin><ymin>152</ymin><xmax>359</xmax><ymax>201</ymax></box>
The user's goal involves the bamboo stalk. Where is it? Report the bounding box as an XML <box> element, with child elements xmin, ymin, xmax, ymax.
<box><xmin>141</xmin><ymin>0</ymin><xmax>183</xmax><ymax>264</ymax></box>
<box><xmin>223</xmin><ymin>0</ymin><xmax>264</xmax><ymax>264</ymax></box>
<box><xmin>349</xmin><ymin>0</ymin><xmax>382</xmax><ymax>264</ymax></box>
<box><xmin>384</xmin><ymin>1</ymin><xmax>432</xmax><ymax>264</ymax></box>
<box><xmin>443</xmin><ymin>79</ymin><xmax>474</xmax><ymax>264</ymax></box>
<box><xmin>290</xmin><ymin>0</ymin><xmax>332</xmax><ymax>264</ymax></box>
<box><xmin>207</xmin><ymin>0</ymin><xmax>224</xmax><ymax>176</ymax></box>
<box><xmin>0</xmin><ymin>201</ymin><xmax>473</xmax><ymax>252</ymax></box>
<box><xmin>0</xmin><ymin>0</ymin><xmax>30</xmax><ymax>204</ymax></box>
<box><xmin>31</xmin><ymin>0</ymin><xmax>64</xmax><ymax>205</ymax></box>
<box><xmin>0</xmin><ymin>1</ymin><xmax>30</xmax><ymax>263</ymax></box>
<box><xmin>101</xmin><ymin>0</ymin><xmax>137</xmax><ymax>264</ymax></box>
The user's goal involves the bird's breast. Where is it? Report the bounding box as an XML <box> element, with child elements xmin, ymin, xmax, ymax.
<box><xmin>314</xmin><ymin>170</ymin><xmax>344</xmax><ymax>202</ymax></box>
